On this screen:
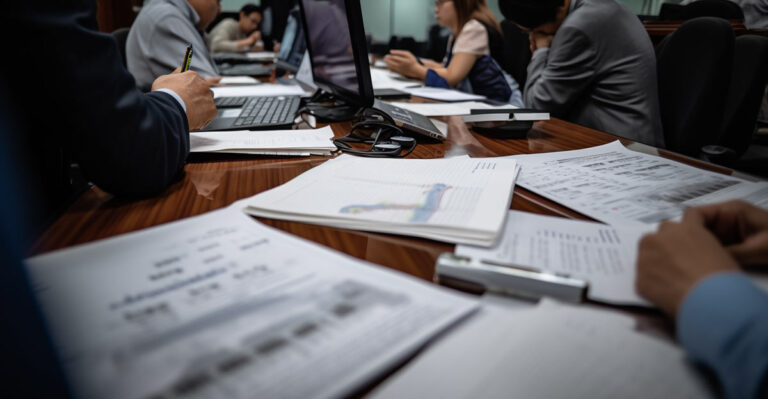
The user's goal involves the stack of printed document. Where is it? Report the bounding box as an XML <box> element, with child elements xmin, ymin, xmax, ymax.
<box><xmin>370</xmin><ymin>68</ymin><xmax>422</xmax><ymax>90</ymax></box>
<box><xmin>448</xmin><ymin>210</ymin><xmax>768</xmax><ymax>305</ymax></box>
<box><xmin>211</xmin><ymin>83</ymin><xmax>309</xmax><ymax>98</ymax></box>
<box><xmin>25</xmin><ymin>209</ymin><xmax>478</xmax><ymax>399</ymax></box>
<box><xmin>385</xmin><ymin>101</ymin><xmax>511</xmax><ymax>117</ymax></box>
<box><xmin>245</xmin><ymin>51</ymin><xmax>275</xmax><ymax>61</ymax></box>
<box><xmin>371</xmin><ymin>299</ymin><xmax>712</xmax><ymax>398</ymax></box>
<box><xmin>403</xmin><ymin>87</ymin><xmax>487</xmax><ymax>102</ymax></box>
<box><xmin>190</xmin><ymin>126</ymin><xmax>336</xmax><ymax>157</ymax></box>
<box><xmin>237</xmin><ymin>155</ymin><xmax>521</xmax><ymax>246</ymax></box>
<box><xmin>510</xmin><ymin>140</ymin><xmax>768</xmax><ymax>226</ymax></box>
<box><xmin>218</xmin><ymin>76</ymin><xmax>260</xmax><ymax>85</ymax></box>
<box><xmin>451</xmin><ymin>210</ymin><xmax>656</xmax><ymax>306</ymax></box>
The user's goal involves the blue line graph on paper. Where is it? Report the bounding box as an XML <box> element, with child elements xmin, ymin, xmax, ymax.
<box><xmin>339</xmin><ymin>183</ymin><xmax>452</xmax><ymax>223</ymax></box>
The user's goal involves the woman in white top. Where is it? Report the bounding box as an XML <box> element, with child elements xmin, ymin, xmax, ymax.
<box><xmin>385</xmin><ymin>0</ymin><xmax>521</xmax><ymax>105</ymax></box>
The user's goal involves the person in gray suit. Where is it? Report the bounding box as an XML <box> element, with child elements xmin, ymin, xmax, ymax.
<box><xmin>128</xmin><ymin>0</ymin><xmax>222</xmax><ymax>91</ymax></box>
<box><xmin>499</xmin><ymin>0</ymin><xmax>664</xmax><ymax>147</ymax></box>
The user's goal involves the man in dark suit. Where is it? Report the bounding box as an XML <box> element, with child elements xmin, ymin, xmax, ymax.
<box><xmin>0</xmin><ymin>88</ymin><xmax>71</xmax><ymax>398</ymax></box>
<box><xmin>2</xmin><ymin>1</ymin><xmax>217</xmax><ymax>238</ymax></box>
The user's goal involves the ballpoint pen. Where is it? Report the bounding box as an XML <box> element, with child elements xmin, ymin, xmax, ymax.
<box><xmin>181</xmin><ymin>44</ymin><xmax>193</xmax><ymax>72</ymax></box>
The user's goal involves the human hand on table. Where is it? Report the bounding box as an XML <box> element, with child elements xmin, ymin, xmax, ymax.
<box><xmin>384</xmin><ymin>50</ymin><xmax>427</xmax><ymax>80</ymax></box>
<box><xmin>693</xmin><ymin>200</ymin><xmax>768</xmax><ymax>267</ymax></box>
<box><xmin>636</xmin><ymin>207</ymin><xmax>742</xmax><ymax>317</ymax></box>
<box><xmin>152</xmin><ymin>68</ymin><xmax>218</xmax><ymax>130</ymax></box>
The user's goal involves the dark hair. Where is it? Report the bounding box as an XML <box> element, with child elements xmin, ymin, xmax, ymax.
<box><xmin>454</xmin><ymin>0</ymin><xmax>502</xmax><ymax>35</ymax></box>
<box><xmin>498</xmin><ymin>0</ymin><xmax>564</xmax><ymax>30</ymax></box>
<box><xmin>240</xmin><ymin>4</ymin><xmax>262</xmax><ymax>16</ymax></box>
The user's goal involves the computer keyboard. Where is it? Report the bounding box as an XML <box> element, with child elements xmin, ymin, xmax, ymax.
<box><xmin>233</xmin><ymin>96</ymin><xmax>301</xmax><ymax>128</ymax></box>
<box><xmin>215</xmin><ymin>96</ymin><xmax>249</xmax><ymax>108</ymax></box>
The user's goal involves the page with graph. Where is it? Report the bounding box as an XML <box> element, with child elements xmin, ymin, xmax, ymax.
<box><xmin>241</xmin><ymin>155</ymin><xmax>520</xmax><ymax>246</ymax></box>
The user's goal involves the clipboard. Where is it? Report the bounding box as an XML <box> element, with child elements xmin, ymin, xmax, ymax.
<box><xmin>435</xmin><ymin>253</ymin><xmax>587</xmax><ymax>303</ymax></box>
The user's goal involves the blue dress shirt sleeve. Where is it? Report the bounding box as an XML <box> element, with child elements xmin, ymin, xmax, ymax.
<box><xmin>677</xmin><ymin>272</ymin><xmax>768</xmax><ymax>399</ymax></box>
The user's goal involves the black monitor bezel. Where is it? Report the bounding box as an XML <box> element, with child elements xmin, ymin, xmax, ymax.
<box><xmin>297</xmin><ymin>0</ymin><xmax>374</xmax><ymax>108</ymax></box>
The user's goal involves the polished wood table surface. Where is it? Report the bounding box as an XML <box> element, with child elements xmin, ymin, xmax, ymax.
<box><xmin>33</xmin><ymin>112</ymin><xmax>739</xmax><ymax>284</ymax></box>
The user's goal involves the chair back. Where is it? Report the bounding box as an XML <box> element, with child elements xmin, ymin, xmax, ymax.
<box><xmin>500</xmin><ymin>20</ymin><xmax>531</xmax><ymax>88</ymax></box>
<box><xmin>659</xmin><ymin>0</ymin><xmax>744</xmax><ymax>21</ymax></box>
<box><xmin>684</xmin><ymin>0</ymin><xmax>744</xmax><ymax>20</ymax></box>
<box><xmin>426</xmin><ymin>24</ymin><xmax>449</xmax><ymax>62</ymax></box>
<box><xmin>112</xmin><ymin>27</ymin><xmax>130</xmax><ymax>68</ymax></box>
<box><xmin>656</xmin><ymin>17</ymin><xmax>734</xmax><ymax>156</ymax></box>
<box><xmin>718</xmin><ymin>35</ymin><xmax>768</xmax><ymax>155</ymax></box>
<box><xmin>658</xmin><ymin>3</ymin><xmax>685</xmax><ymax>20</ymax></box>
<box><xmin>388</xmin><ymin>36</ymin><xmax>418</xmax><ymax>55</ymax></box>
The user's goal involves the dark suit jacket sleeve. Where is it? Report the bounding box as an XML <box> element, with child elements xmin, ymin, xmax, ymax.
<box><xmin>6</xmin><ymin>1</ymin><xmax>189</xmax><ymax>198</ymax></box>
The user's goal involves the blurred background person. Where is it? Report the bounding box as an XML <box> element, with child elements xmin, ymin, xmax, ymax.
<box><xmin>128</xmin><ymin>0</ymin><xmax>222</xmax><ymax>91</ymax></box>
<box><xmin>385</xmin><ymin>0</ymin><xmax>522</xmax><ymax>105</ymax></box>
<box><xmin>209</xmin><ymin>3</ymin><xmax>264</xmax><ymax>52</ymax></box>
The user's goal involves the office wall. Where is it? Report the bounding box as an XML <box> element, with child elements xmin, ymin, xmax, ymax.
<box><xmin>220</xmin><ymin>0</ymin><xmax>673</xmax><ymax>42</ymax></box>
<box><xmin>221</xmin><ymin>0</ymin><xmax>260</xmax><ymax>12</ymax></box>
<box><xmin>361</xmin><ymin>0</ymin><xmax>390</xmax><ymax>42</ymax></box>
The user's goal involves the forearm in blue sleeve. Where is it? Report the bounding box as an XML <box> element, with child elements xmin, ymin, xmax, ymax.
<box><xmin>425</xmin><ymin>69</ymin><xmax>451</xmax><ymax>89</ymax></box>
<box><xmin>678</xmin><ymin>272</ymin><xmax>768</xmax><ymax>399</ymax></box>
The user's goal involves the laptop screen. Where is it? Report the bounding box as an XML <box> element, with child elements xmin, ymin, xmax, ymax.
<box><xmin>277</xmin><ymin>9</ymin><xmax>306</xmax><ymax>72</ymax></box>
<box><xmin>298</xmin><ymin>0</ymin><xmax>373</xmax><ymax>107</ymax></box>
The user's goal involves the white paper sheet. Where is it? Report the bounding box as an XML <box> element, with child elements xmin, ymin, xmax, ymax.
<box><xmin>218</xmin><ymin>76</ymin><xmax>260</xmax><ymax>85</ymax></box>
<box><xmin>190</xmin><ymin>126</ymin><xmax>335</xmax><ymax>155</ymax></box>
<box><xmin>240</xmin><ymin>155</ymin><xmax>520</xmax><ymax>246</ymax></box>
<box><xmin>403</xmin><ymin>87</ymin><xmax>486</xmax><ymax>102</ymax></box>
<box><xmin>25</xmin><ymin>209</ymin><xmax>478</xmax><ymax>399</ymax></box>
<box><xmin>370</xmin><ymin>299</ymin><xmax>712</xmax><ymax>399</ymax></box>
<box><xmin>456</xmin><ymin>211</ymin><xmax>655</xmax><ymax>305</ymax></box>
<box><xmin>245</xmin><ymin>51</ymin><xmax>275</xmax><ymax>61</ymax></box>
<box><xmin>684</xmin><ymin>181</ymin><xmax>768</xmax><ymax>209</ymax></box>
<box><xmin>370</xmin><ymin>68</ymin><xmax>423</xmax><ymax>90</ymax></box>
<box><xmin>381</xmin><ymin>101</ymin><xmax>508</xmax><ymax>117</ymax></box>
<box><xmin>211</xmin><ymin>83</ymin><xmax>309</xmax><ymax>98</ymax></box>
<box><xmin>511</xmin><ymin>141</ymin><xmax>763</xmax><ymax>226</ymax></box>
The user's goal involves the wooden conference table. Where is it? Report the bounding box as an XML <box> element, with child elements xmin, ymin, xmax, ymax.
<box><xmin>32</xmin><ymin>109</ymin><xmax>737</xmax><ymax>283</ymax></box>
<box><xmin>32</xmin><ymin>102</ymin><xmax>742</xmax><ymax>394</ymax></box>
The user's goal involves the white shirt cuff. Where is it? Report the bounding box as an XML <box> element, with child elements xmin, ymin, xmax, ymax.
<box><xmin>154</xmin><ymin>88</ymin><xmax>187</xmax><ymax>113</ymax></box>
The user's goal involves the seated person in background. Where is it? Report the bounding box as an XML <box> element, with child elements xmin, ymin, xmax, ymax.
<box><xmin>209</xmin><ymin>4</ymin><xmax>264</xmax><ymax>52</ymax></box>
<box><xmin>499</xmin><ymin>0</ymin><xmax>664</xmax><ymax>147</ymax></box>
<box><xmin>725</xmin><ymin>0</ymin><xmax>768</xmax><ymax>29</ymax></box>
<box><xmin>384</xmin><ymin>0</ymin><xmax>522</xmax><ymax>105</ymax></box>
<box><xmin>128</xmin><ymin>0</ymin><xmax>222</xmax><ymax>91</ymax></box>
<box><xmin>3</xmin><ymin>0</ymin><xmax>217</xmax><ymax>237</ymax></box>
<box><xmin>636</xmin><ymin>201</ymin><xmax>768</xmax><ymax>399</ymax></box>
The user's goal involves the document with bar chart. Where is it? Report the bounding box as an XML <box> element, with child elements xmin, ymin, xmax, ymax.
<box><xmin>239</xmin><ymin>155</ymin><xmax>520</xmax><ymax>246</ymax></box>
<box><xmin>25</xmin><ymin>209</ymin><xmax>478</xmax><ymax>399</ymax></box>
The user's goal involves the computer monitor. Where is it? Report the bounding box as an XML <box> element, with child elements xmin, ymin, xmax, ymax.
<box><xmin>297</xmin><ymin>0</ymin><xmax>374</xmax><ymax>108</ymax></box>
<box><xmin>297</xmin><ymin>0</ymin><xmax>443</xmax><ymax>138</ymax></box>
<box><xmin>276</xmin><ymin>8</ymin><xmax>306</xmax><ymax>74</ymax></box>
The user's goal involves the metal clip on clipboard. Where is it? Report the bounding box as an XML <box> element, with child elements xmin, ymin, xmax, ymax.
<box><xmin>435</xmin><ymin>253</ymin><xmax>588</xmax><ymax>303</ymax></box>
